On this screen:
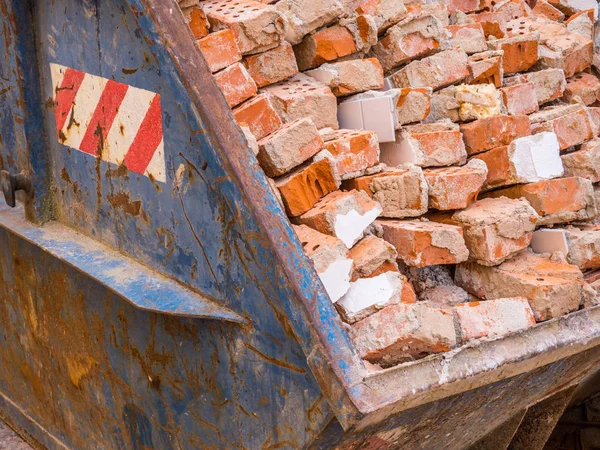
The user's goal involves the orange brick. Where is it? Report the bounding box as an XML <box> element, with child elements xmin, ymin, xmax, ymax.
<box><xmin>503</xmin><ymin>69</ymin><xmax>566</xmax><ymax>105</ymax></box>
<box><xmin>532</xmin><ymin>0</ymin><xmax>565</xmax><ymax>21</ymax></box>
<box><xmin>500</xmin><ymin>82</ymin><xmax>539</xmax><ymax>115</ymax></box>
<box><xmin>541</xmin><ymin>34</ymin><xmax>594</xmax><ymax>78</ymax></box>
<box><xmin>182</xmin><ymin>6</ymin><xmax>210</xmax><ymax>39</ymax></box>
<box><xmin>563</xmin><ymin>72</ymin><xmax>600</xmax><ymax>106</ymax></box>
<box><xmin>484</xmin><ymin>176</ymin><xmax>597</xmax><ymax>226</ymax></box>
<box><xmin>275</xmin><ymin>152</ymin><xmax>340</xmax><ymax>217</ymax></box>
<box><xmin>470</xmin><ymin>11</ymin><xmax>507</xmax><ymax>39</ymax></box>
<box><xmin>562</xmin><ymin>140</ymin><xmax>600</xmax><ymax>182</ymax></box>
<box><xmin>198</xmin><ymin>29</ymin><xmax>242</xmax><ymax>73</ymax></box>
<box><xmin>305</xmin><ymin>58</ymin><xmax>383</xmax><ymax>97</ymax></box>
<box><xmin>378</xmin><ymin>220</ymin><xmax>469</xmax><ymax>267</ymax></box>
<box><xmin>487</xmin><ymin>35</ymin><xmax>539</xmax><ymax>74</ymax></box>
<box><xmin>460</xmin><ymin>114</ymin><xmax>531</xmax><ymax>155</ymax></box>
<box><xmin>243</xmin><ymin>42</ymin><xmax>298</xmax><ymax>88</ymax></box>
<box><xmin>530</xmin><ymin>104</ymin><xmax>595</xmax><ymax>150</ymax></box>
<box><xmin>233</xmin><ymin>94</ymin><xmax>282</xmax><ymax>140</ymax></box>
<box><xmin>445</xmin><ymin>23</ymin><xmax>487</xmax><ymax>54</ymax></box>
<box><xmin>203</xmin><ymin>0</ymin><xmax>284</xmax><ymax>55</ymax></box>
<box><xmin>423</xmin><ymin>160</ymin><xmax>487</xmax><ymax>211</ymax></box>
<box><xmin>446</xmin><ymin>0</ymin><xmax>481</xmax><ymax>13</ymax></box>
<box><xmin>466</xmin><ymin>50</ymin><xmax>504</xmax><ymax>87</ymax></box>
<box><xmin>294</xmin><ymin>24</ymin><xmax>358</xmax><ymax>71</ymax></box>
<box><xmin>348</xmin><ymin>235</ymin><xmax>397</xmax><ymax>280</ymax></box>
<box><xmin>396</xmin><ymin>87</ymin><xmax>432</xmax><ymax>125</ymax></box>
<box><xmin>323</xmin><ymin>129</ymin><xmax>380</xmax><ymax>176</ymax></box>
<box><xmin>343</xmin><ymin>166</ymin><xmax>428</xmax><ymax>219</ymax></box>
<box><xmin>214</xmin><ymin>63</ymin><xmax>257</xmax><ymax>108</ymax></box>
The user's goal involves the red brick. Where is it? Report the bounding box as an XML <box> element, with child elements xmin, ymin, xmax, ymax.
<box><xmin>487</xmin><ymin>34</ymin><xmax>539</xmax><ymax>74</ymax></box>
<box><xmin>396</xmin><ymin>87</ymin><xmax>432</xmax><ymax>125</ymax></box>
<box><xmin>500</xmin><ymin>82</ymin><xmax>539</xmax><ymax>115</ymax></box>
<box><xmin>275</xmin><ymin>151</ymin><xmax>340</xmax><ymax>217</ymax></box>
<box><xmin>423</xmin><ymin>160</ymin><xmax>488</xmax><ymax>211</ymax></box>
<box><xmin>454</xmin><ymin>297</ymin><xmax>536</xmax><ymax>341</ymax></box>
<box><xmin>343</xmin><ymin>166</ymin><xmax>428</xmax><ymax>219</ymax></box>
<box><xmin>466</xmin><ymin>50</ymin><xmax>504</xmax><ymax>87</ymax></box>
<box><xmin>532</xmin><ymin>0</ymin><xmax>565</xmax><ymax>21</ymax></box>
<box><xmin>243</xmin><ymin>42</ymin><xmax>298</xmax><ymax>88</ymax></box>
<box><xmin>540</xmin><ymin>33</ymin><xmax>594</xmax><ymax>78</ymax></box>
<box><xmin>349</xmin><ymin>235</ymin><xmax>397</xmax><ymax>280</ymax></box>
<box><xmin>378</xmin><ymin>220</ymin><xmax>469</xmax><ymax>267</ymax></box>
<box><xmin>503</xmin><ymin>69</ymin><xmax>566</xmax><ymax>105</ymax></box>
<box><xmin>456</xmin><ymin>250</ymin><xmax>584</xmax><ymax>321</ymax></box>
<box><xmin>293</xmin><ymin>24</ymin><xmax>358</xmax><ymax>71</ymax></box>
<box><xmin>203</xmin><ymin>0</ymin><xmax>284</xmax><ymax>55</ymax></box>
<box><xmin>446</xmin><ymin>0</ymin><xmax>481</xmax><ymax>13</ymax></box>
<box><xmin>460</xmin><ymin>114</ymin><xmax>531</xmax><ymax>155</ymax></box>
<box><xmin>323</xmin><ymin>129</ymin><xmax>380</xmax><ymax>176</ymax></box>
<box><xmin>182</xmin><ymin>6</ymin><xmax>210</xmax><ymax>39</ymax></box>
<box><xmin>275</xmin><ymin>0</ymin><xmax>345</xmax><ymax>45</ymax></box>
<box><xmin>530</xmin><ymin>104</ymin><xmax>595</xmax><ymax>150</ymax></box>
<box><xmin>562</xmin><ymin>139</ymin><xmax>600</xmax><ymax>182</ymax></box>
<box><xmin>355</xmin><ymin>0</ymin><xmax>408</xmax><ymax>33</ymax></box>
<box><xmin>214</xmin><ymin>62</ymin><xmax>257</xmax><ymax>108</ymax></box>
<box><xmin>233</xmin><ymin>94</ymin><xmax>282</xmax><ymax>140</ymax></box>
<box><xmin>257</xmin><ymin>118</ymin><xmax>323</xmax><ymax>177</ymax></box>
<box><xmin>305</xmin><ymin>58</ymin><xmax>384</xmax><ymax>97</ymax></box>
<box><xmin>470</xmin><ymin>11</ymin><xmax>508</xmax><ymax>39</ymax></box>
<box><xmin>445</xmin><ymin>23</ymin><xmax>487</xmax><ymax>54</ymax></box>
<box><xmin>484</xmin><ymin>176</ymin><xmax>597</xmax><ymax>226</ymax></box>
<box><xmin>563</xmin><ymin>72</ymin><xmax>600</xmax><ymax>106</ymax></box>
<box><xmin>198</xmin><ymin>29</ymin><xmax>242</xmax><ymax>73</ymax></box>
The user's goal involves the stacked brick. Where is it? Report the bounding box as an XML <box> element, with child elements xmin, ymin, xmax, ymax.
<box><xmin>181</xmin><ymin>0</ymin><xmax>600</xmax><ymax>368</ymax></box>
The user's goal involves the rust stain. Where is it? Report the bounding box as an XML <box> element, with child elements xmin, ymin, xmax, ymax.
<box><xmin>122</xmin><ymin>67</ymin><xmax>138</xmax><ymax>75</ymax></box>
<box><xmin>243</xmin><ymin>342</ymin><xmax>306</xmax><ymax>374</ymax></box>
<box><xmin>107</xmin><ymin>192</ymin><xmax>142</xmax><ymax>217</ymax></box>
<box><xmin>66</xmin><ymin>356</ymin><xmax>98</xmax><ymax>388</ymax></box>
<box><xmin>105</xmin><ymin>163</ymin><xmax>130</xmax><ymax>179</ymax></box>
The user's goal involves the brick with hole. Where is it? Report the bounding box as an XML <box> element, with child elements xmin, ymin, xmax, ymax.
<box><xmin>455</xmin><ymin>250</ymin><xmax>584</xmax><ymax>322</ymax></box>
<box><xmin>472</xmin><ymin>132</ymin><xmax>564</xmax><ymax>190</ymax></box>
<box><xmin>562</xmin><ymin>139</ymin><xmax>600</xmax><ymax>182</ymax></box>
<box><xmin>500</xmin><ymin>82</ymin><xmax>539</xmax><ymax>115</ymax></box>
<box><xmin>203</xmin><ymin>0</ymin><xmax>284</xmax><ymax>55</ymax></box>
<box><xmin>295</xmin><ymin>190</ymin><xmax>383</xmax><ymax>248</ymax></box>
<box><xmin>503</xmin><ymin>68</ymin><xmax>566</xmax><ymax>105</ymax></box>
<box><xmin>437</xmin><ymin>197</ymin><xmax>540</xmax><ymax>266</ymax></box>
<box><xmin>294</xmin><ymin>224</ymin><xmax>353</xmax><ymax>302</ymax></box>
<box><xmin>243</xmin><ymin>42</ymin><xmax>299</xmax><ymax>87</ymax></box>
<box><xmin>388</xmin><ymin>48</ymin><xmax>470</xmax><ymax>91</ymax></box>
<box><xmin>343</xmin><ymin>165</ymin><xmax>429</xmax><ymax>219</ymax></box>
<box><xmin>487</xmin><ymin>34</ymin><xmax>539</xmax><ymax>74</ymax></box>
<box><xmin>380</xmin><ymin>122</ymin><xmax>467</xmax><ymax>168</ymax></box>
<box><xmin>370</xmin><ymin>14</ymin><xmax>451</xmax><ymax>73</ymax></box>
<box><xmin>350</xmin><ymin>302</ymin><xmax>457</xmax><ymax>366</ymax></box>
<box><xmin>257</xmin><ymin>118</ymin><xmax>323</xmax><ymax>177</ymax></box>
<box><xmin>322</xmin><ymin>129</ymin><xmax>380</xmax><ymax>177</ymax></box>
<box><xmin>465</xmin><ymin>50</ymin><xmax>504</xmax><ymax>87</ymax></box>
<box><xmin>305</xmin><ymin>58</ymin><xmax>384</xmax><ymax>97</ymax></box>
<box><xmin>459</xmin><ymin>114</ymin><xmax>531</xmax><ymax>156</ymax></box>
<box><xmin>563</xmin><ymin>72</ymin><xmax>600</xmax><ymax>106</ymax></box>
<box><xmin>275</xmin><ymin>151</ymin><xmax>341</xmax><ymax>217</ymax></box>
<box><xmin>198</xmin><ymin>29</ymin><xmax>242</xmax><ymax>73</ymax></box>
<box><xmin>529</xmin><ymin>104</ymin><xmax>595</xmax><ymax>150</ymax></box>
<box><xmin>454</xmin><ymin>297</ymin><xmax>536</xmax><ymax>341</ymax></box>
<box><xmin>484</xmin><ymin>176</ymin><xmax>597</xmax><ymax>226</ymax></box>
<box><xmin>423</xmin><ymin>159</ymin><xmax>488</xmax><ymax>211</ymax></box>
<box><xmin>378</xmin><ymin>220</ymin><xmax>469</xmax><ymax>267</ymax></box>
<box><xmin>262</xmin><ymin>73</ymin><xmax>339</xmax><ymax>129</ymax></box>
<box><xmin>214</xmin><ymin>62</ymin><xmax>258</xmax><ymax>108</ymax></box>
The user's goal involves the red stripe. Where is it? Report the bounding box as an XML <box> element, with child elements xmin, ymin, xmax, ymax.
<box><xmin>124</xmin><ymin>94</ymin><xmax>163</xmax><ymax>175</ymax></box>
<box><xmin>54</xmin><ymin>68</ymin><xmax>86</xmax><ymax>136</ymax></box>
<box><xmin>78</xmin><ymin>80</ymin><xmax>129</xmax><ymax>156</ymax></box>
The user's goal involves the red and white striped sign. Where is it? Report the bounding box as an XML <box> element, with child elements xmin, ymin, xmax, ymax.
<box><xmin>51</xmin><ymin>63</ymin><xmax>166</xmax><ymax>183</ymax></box>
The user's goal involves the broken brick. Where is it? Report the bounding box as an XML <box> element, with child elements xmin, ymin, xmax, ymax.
<box><xmin>562</xmin><ymin>139</ymin><xmax>600</xmax><ymax>182</ymax></box>
<box><xmin>487</xmin><ymin>34</ymin><xmax>539</xmax><ymax>74</ymax></box>
<box><xmin>503</xmin><ymin>68</ymin><xmax>566</xmax><ymax>105</ymax></box>
<box><xmin>243</xmin><ymin>42</ymin><xmax>299</xmax><ymax>87</ymax></box>
<box><xmin>198</xmin><ymin>29</ymin><xmax>242</xmax><ymax>73</ymax></box>
<box><xmin>500</xmin><ymin>82</ymin><xmax>539</xmax><ymax>115</ymax></box>
<box><xmin>446</xmin><ymin>23</ymin><xmax>488</xmax><ymax>54</ymax></box>
<box><xmin>293</xmin><ymin>24</ymin><xmax>358</xmax><ymax>71</ymax></box>
<box><xmin>460</xmin><ymin>114</ymin><xmax>531</xmax><ymax>155</ymax></box>
<box><xmin>214</xmin><ymin>62</ymin><xmax>258</xmax><ymax>108</ymax></box>
<box><xmin>233</xmin><ymin>94</ymin><xmax>282</xmax><ymax>140</ymax></box>
<box><xmin>563</xmin><ymin>71</ymin><xmax>600</xmax><ymax>106</ymax></box>
<box><xmin>530</xmin><ymin>104</ymin><xmax>595</xmax><ymax>150</ymax></box>
<box><xmin>305</xmin><ymin>58</ymin><xmax>384</xmax><ymax>97</ymax></box>
<box><xmin>466</xmin><ymin>50</ymin><xmax>504</xmax><ymax>87</ymax></box>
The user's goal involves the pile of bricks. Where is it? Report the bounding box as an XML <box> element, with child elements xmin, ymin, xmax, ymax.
<box><xmin>180</xmin><ymin>0</ymin><xmax>600</xmax><ymax>368</ymax></box>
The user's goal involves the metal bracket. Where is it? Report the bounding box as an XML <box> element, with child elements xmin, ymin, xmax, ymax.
<box><xmin>0</xmin><ymin>171</ymin><xmax>32</xmax><ymax>208</ymax></box>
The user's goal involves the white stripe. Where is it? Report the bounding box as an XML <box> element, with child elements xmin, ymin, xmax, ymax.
<box><xmin>49</xmin><ymin>63</ymin><xmax>67</xmax><ymax>94</ymax></box>
<box><xmin>144</xmin><ymin>139</ymin><xmax>166</xmax><ymax>183</ymax></box>
<box><xmin>104</xmin><ymin>86</ymin><xmax>154</xmax><ymax>165</ymax></box>
<box><xmin>60</xmin><ymin>74</ymin><xmax>108</xmax><ymax>150</ymax></box>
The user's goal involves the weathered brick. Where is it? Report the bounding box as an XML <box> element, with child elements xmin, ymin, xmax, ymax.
<box><xmin>294</xmin><ymin>224</ymin><xmax>353</xmax><ymax>302</ymax></box>
<box><xmin>503</xmin><ymin>69</ymin><xmax>566</xmax><ymax>105</ymax></box>
<box><xmin>275</xmin><ymin>0</ymin><xmax>345</xmax><ymax>45</ymax></box>
<box><xmin>182</xmin><ymin>5</ymin><xmax>210</xmax><ymax>39</ymax></box>
<box><xmin>562</xmin><ymin>139</ymin><xmax>600</xmax><ymax>182</ymax></box>
<box><xmin>530</xmin><ymin>104</ymin><xmax>595</xmax><ymax>150</ymax></box>
<box><xmin>214</xmin><ymin>62</ymin><xmax>257</xmax><ymax>108</ymax></box>
<box><xmin>293</xmin><ymin>23</ymin><xmax>357</xmax><ymax>71</ymax></box>
<box><xmin>350</xmin><ymin>303</ymin><xmax>457</xmax><ymax>366</ymax></box>
<box><xmin>444</xmin><ymin>197</ymin><xmax>539</xmax><ymax>266</ymax></box>
<box><xmin>233</xmin><ymin>94</ymin><xmax>282</xmax><ymax>140</ymax></box>
<box><xmin>198</xmin><ymin>29</ymin><xmax>242</xmax><ymax>73</ymax></box>
<box><xmin>349</xmin><ymin>235</ymin><xmax>397</xmax><ymax>279</ymax></box>
<box><xmin>257</xmin><ymin>118</ymin><xmax>323</xmax><ymax>177</ymax></box>
<box><xmin>446</xmin><ymin>23</ymin><xmax>488</xmax><ymax>54</ymax></box>
<box><xmin>472</xmin><ymin>132</ymin><xmax>564</xmax><ymax>190</ymax></box>
<box><xmin>460</xmin><ymin>114</ymin><xmax>531</xmax><ymax>155</ymax></box>
<box><xmin>378</xmin><ymin>219</ymin><xmax>469</xmax><ymax>267</ymax></box>
<box><xmin>343</xmin><ymin>166</ymin><xmax>429</xmax><ymax>219</ymax></box>
<box><xmin>487</xmin><ymin>34</ymin><xmax>539</xmax><ymax>74</ymax></box>
<box><xmin>389</xmin><ymin>48</ymin><xmax>470</xmax><ymax>90</ymax></box>
<box><xmin>485</xmin><ymin>176</ymin><xmax>597</xmax><ymax>226</ymax></box>
<box><xmin>203</xmin><ymin>0</ymin><xmax>284</xmax><ymax>55</ymax></box>
<box><xmin>455</xmin><ymin>250</ymin><xmax>584</xmax><ymax>321</ymax></box>
<box><xmin>563</xmin><ymin>72</ymin><xmax>600</xmax><ymax>106</ymax></box>
<box><xmin>381</xmin><ymin>122</ymin><xmax>467</xmax><ymax>168</ymax></box>
<box><xmin>355</xmin><ymin>0</ymin><xmax>408</xmax><ymax>33</ymax></box>
<box><xmin>532</xmin><ymin>225</ymin><xmax>600</xmax><ymax>270</ymax></box>
<box><xmin>262</xmin><ymin>73</ymin><xmax>339</xmax><ymax>129</ymax></box>
<box><xmin>500</xmin><ymin>82</ymin><xmax>539</xmax><ymax>115</ymax></box>
<box><xmin>275</xmin><ymin>151</ymin><xmax>341</xmax><ymax>217</ymax></box>
<box><xmin>243</xmin><ymin>42</ymin><xmax>299</xmax><ymax>87</ymax></box>
<box><xmin>370</xmin><ymin>15</ymin><xmax>451</xmax><ymax>73</ymax></box>
<box><xmin>547</xmin><ymin>0</ymin><xmax>598</xmax><ymax>19</ymax></box>
<box><xmin>470</xmin><ymin>11</ymin><xmax>507</xmax><ymax>39</ymax></box>
<box><xmin>305</xmin><ymin>58</ymin><xmax>384</xmax><ymax>97</ymax></box>
<box><xmin>296</xmin><ymin>189</ymin><xmax>382</xmax><ymax>248</ymax></box>
<box><xmin>566</xmin><ymin>9</ymin><xmax>595</xmax><ymax>40</ymax></box>
<box><xmin>322</xmin><ymin>129</ymin><xmax>380</xmax><ymax>177</ymax></box>
<box><xmin>446</xmin><ymin>0</ymin><xmax>481</xmax><ymax>13</ymax></box>
<box><xmin>423</xmin><ymin>159</ymin><xmax>488</xmax><ymax>211</ymax></box>
<box><xmin>466</xmin><ymin>50</ymin><xmax>504</xmax><ymax>87</ymax></box>
<box><xmin>532</xmin><ymin>0</ymin><xmax>565</xmax><ymax>21</ymax></box>
<box><xmin>538</xmin><ymin>33</ymin><xmax>593</xmax><ymax>78</ymax></box>
<box><xmin>454</xmin><ymin>297</ymin><xmax>536</xmax><ymax>341</ymax></box>
<box><xmin>395</xmin><ymin>87</ymin><xmax>432</xmax><ymax>125</ymax></box>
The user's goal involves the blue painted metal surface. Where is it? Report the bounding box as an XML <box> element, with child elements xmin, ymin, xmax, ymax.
<box><xmin>3</xmin><ymin>0</ymin><xmax>600</xmax><ymax>448</ymax></box>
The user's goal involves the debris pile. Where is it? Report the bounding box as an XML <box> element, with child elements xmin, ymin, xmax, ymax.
<box><xmin>179</xmin><ymin>0</ymin><xmax>600</xmax><ymax>368</ymax></box>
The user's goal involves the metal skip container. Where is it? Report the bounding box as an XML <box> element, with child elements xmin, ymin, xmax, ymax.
<box><xmin>1</xmin><ymin>0</ymin><xmax>600</xmax><ymax>448</ymax></box>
